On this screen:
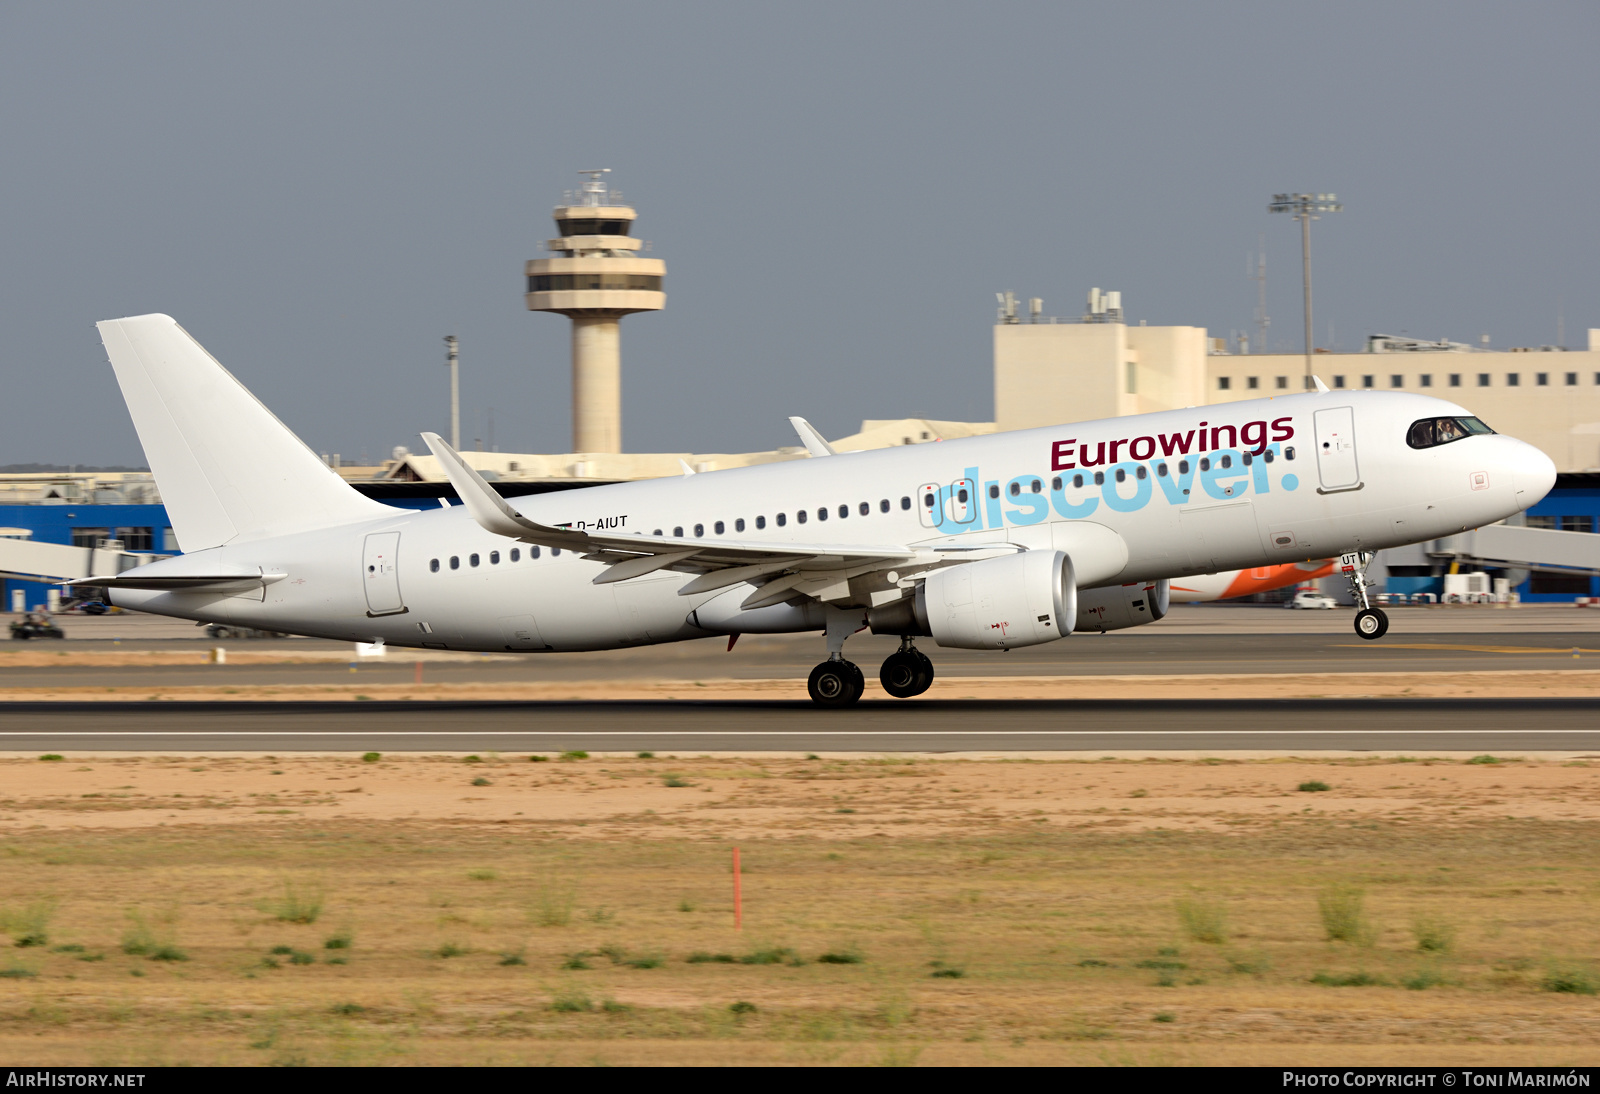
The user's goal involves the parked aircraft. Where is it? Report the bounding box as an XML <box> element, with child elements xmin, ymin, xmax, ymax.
<box><xmin>1170</xmin><ymin>560</ymin><xmax>1335</xmax><ymax>602</ymax></box>
<box><xmin>82</xmin><ymin>315</ymin><xmax>1555</xmax><ymax>704</ymax></box>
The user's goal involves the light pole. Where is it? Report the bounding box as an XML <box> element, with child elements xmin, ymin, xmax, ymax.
<box><xmin>1268</xmin><ymin>193</ymin><xmax>1342</xmax><ymax>387</ymax></box>
<box><xmin>443</xmin><ymin>335</ymin><xmax>460</xmax><ymax>449</ymax></box>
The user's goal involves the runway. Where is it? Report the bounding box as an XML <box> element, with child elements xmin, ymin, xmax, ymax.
<box><xmin>3</xmin><ymin>697</ymin><xmax>1599</xmax><ymax>753</ymax></box>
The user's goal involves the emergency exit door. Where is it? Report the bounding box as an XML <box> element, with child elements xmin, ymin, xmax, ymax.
<box><xmin>362</xmin><ymin>532</ymin><xmax>405</xmax><ymax>616</ymax></box>
<box><xmin>1313</xmin><ymin>406</ymin><xmax>1361</xmax><ymax>491</ymax></box>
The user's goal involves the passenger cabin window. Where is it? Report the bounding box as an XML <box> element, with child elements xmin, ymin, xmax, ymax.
<box><xmin>673</xmin><ymin>526</ymin><xmax>684</xmax><ymax>537</ymax></box>
<box><xmin>838</xmin><ymin>505</ymin><xmax>848</xmax><ymax>519</ymax></box>
<box><xmin>489</xmin><ymin>550</ymin><xmax>499</xmax><ymax>564</ymax></box>
<box><xmin>777</xmin><ymin>513</ymin><xmax>787</xmax><ymax>527</ymax></box>
<box><xmin>817</xmin><ymin>508</ymin><xmax>828</xmax><ymax>521</ymax></box>
<box><xmin>530</xmin><ymin>547</ymin><xmax>541</xmax><ymax>559</ymax></box>
<box><xmin>860</xmin><ymin>502</ymin><xmax>870</xmax><ymax>516</ymax></box>
<box><xmin>755</xmin><ymin>516</ymin><xmax>766</xmax><ymax>529</ymax></box>
<box><xmin>989</xmin><ymin>485</ymin><xmax>1001</xmax><ymax>499</ymax></box>
<box><xmin>1093</xmin><ymin>471</ymin><xmax>1104</xmax><ymax>486</ymax></box>
<box><xmin>735</xmin><ymin>518</ymin><xmax>745</xmax><ymax>532</ymax></box>
<box><xmin>510</xmin><ymin>548</ymin><xmax>520</xmax><ymax>562</ymax></box>
<box><xmin>1405</xmin><ymin>416</ymin><xmax>1495</xmax><ymax>449</ymax></box>
<box><xmin>1008</xmin><ymin>482</ymin><xmax>1020</xmax><ymax>497</ymax></box>
<box><xmin>430</xmin><ymin>559</ymin><xmax>440</xmax><ymax>572</ymax></box>
<box><xmin>796</xmin><ymin>510</ymin><xmax>807</xmax><ymax>524</ymax></box>
<box><xmin>694</xmin><ymin>524</ymin><xmax>705</xmax><ymax>537</ymax></box>
<box><xmin>900</xmin><ymin>496</ymin><xmax>911</xmax><ymax>510</ymax></box>
<box><xmin>713</xmin><ymin>521</ymin><xmax>724</xmax><ymax>535</ymax></box>
<box><xmin>450</xmin><ymin>556</ymin><xmax>460</xmax><ymax>570</ymax></box>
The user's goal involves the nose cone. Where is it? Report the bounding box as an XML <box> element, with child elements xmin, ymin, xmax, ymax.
<box><xmin>1510</xmin><ymin>440</ymin><xmax>1556</xmax><ymax>509</ymax></box>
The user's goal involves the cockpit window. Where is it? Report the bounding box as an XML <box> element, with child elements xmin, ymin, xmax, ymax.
<box><xmin>1406</xmin><ymin>416</ymin><xmax>1495</xmax><ymax>449</ymax></box>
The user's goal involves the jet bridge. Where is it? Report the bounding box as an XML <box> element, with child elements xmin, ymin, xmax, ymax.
<box><xmin>1426</xmin><ymin>523</ymin><xmax>1600</xmax><ymax>575</ymax></box>
<box><xmin>0</xmin><ymin>537</ymin><xmax>149</xmax><ymax>587</ymax></box>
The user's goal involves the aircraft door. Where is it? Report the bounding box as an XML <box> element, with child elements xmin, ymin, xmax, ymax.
<box><xmin>1313</xmin><ymin>406</ymin><xmax>1360</xmax><ymax>491</ymax></box>
<box><xmin>917</xmin><ymin>483</ymin><xmax>942</xmax><ymax>528</ymax></box>
<box><xmin>947</xmin><ymin>477</ymin><xmax>977</xmax><ymax>525</ymax></box>
<box><xmin>362</xmin><ymin>532</ymin><xmax>405</xmax><ymax>616</ymax></box>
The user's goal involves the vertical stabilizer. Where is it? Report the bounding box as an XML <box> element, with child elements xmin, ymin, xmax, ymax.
<box><xmin>97</xmin><ymin>314</ymin><xmax>393</xmax><ymax>551</ymax></box>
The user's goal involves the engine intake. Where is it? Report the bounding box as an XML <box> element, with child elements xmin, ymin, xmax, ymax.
<box><xmin>870</xmin><ymin>550</ymin><xmax>1076</xmax><ymax>650</ymax></box>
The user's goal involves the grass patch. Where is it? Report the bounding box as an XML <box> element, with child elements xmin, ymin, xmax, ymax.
<box><xmin>930</xmin><ymin>966</ymin><xmax>965</xmax><ymax>979</ymax></box>
<box><xmin>50</xmin><ymin>943</ymin><xmax>84</xmax><ymax>954</ymax></box>
<box><xmin>433</xmin><ymin>942</ymin><xmax>467</xmax><ymax>959</ymax></box>
<box><xmin>329</xmin><ymin>1003</ymin><xmax>365</xmax><ymax>1015</ymax></box>
<box><xmin>528</xmin><ymin>755</ymin><xmax>548</xmax><ymax>763</ymax></box>
<box><xmin>1541</xmin><ymin>962</ymin><xmax>1598</xmax><ymax>995</ymax></box>
<box><xmin>1298</xmin><ymin>780</ymin><xmax>1331</xmax><ymax>792</ymax></box>
<box><xmin>1311</xmin><ymin>971</ymin><xmax>1384</xmax><ymax>987</ymax></box>
<box><xmin>0</xmin><ymin>899</ymin><xmax>56</xmax><ymax>948</ymax></box>
<box><xmin>550</xmin><ymin>990</ymin><xmax>591</xmax><ymax>1013</ymax></box>
<box><xmin>149</xmin><ymin>945</ymin><xmax>189</xmax><ymax>962</ymax></box>
<box><xmin>561</xmin><ymin>953</ymin><xmax>592</xmax><ymax>970</ymax></box>
<box><xmin>498</xmin><ymin>951</ymin><xmax>526</xmax><ymax>967</ymax></box>
<box><xmin>559</xmin><ymin>751</ymin><xmax>589</xmax><ymax>762</ymax></box>
<box><xmin>532</xmin><ymin>878</ymin><xmax>578</xmax><ymax>927</ymax></box>
<box><xmin>470</xmin><ymin>777</ymin><xmax>491</xmax><ymax>787</ymax></box>
<box><xmin>360</xmin><ymin>752</ymin><xmax>381</xmax><ymax>763</ymax></box>
<box><xmin>687</xmin><ymin>952</ymin><xmax>737</xmax><ymax>964</ymax></box>
<box><xmin>38</xmin><ymin>754</ymin><xmax>63</xmax><ymax>762</ymax></box>
<box><xmin>662</xmin><ymin>774</ymin><xmax>692</xmax><ymax>788</ymax></box>
<box><xmin>729</xmin><ymin>1001</ymin><xmax>757</xmax><ymax>1015</ymax></box>
<box><xmin>1152</xmin><ymin>1012</ymin><xmax>1175</xmax><ymax>1023</ymax></box>
<box><xmin>0</xmin><ymin>965</ymin><xmax>37</xmax><ymax>979</ymax></box>
<box><xmin>462</xmin><ymin>755</ymin><xmax>482</xmax><ymax>764</ymax></box>
<box><xmin>1411</xmin><ymin>915</ymin><xmax>1455</xmax><ymax>953</ymax></box>
<box><xmin>1403</xmin><ymin>967</ymin><xmax>1446</xmax><ymax>991</ymax></box>
<box><xmin>323</xmin><ymin>930</ymin><xmax>353</xmax><ymax>950</ymax></box>
<box><xmin>740</xmin><ymin>946</ymin><xmax>800</xmax><ymax>966</ymax></box>
<box><xmin>816</xmin><ymin>948</ymin><xmax>864</xmax><ymax>965</ymax></box>
<box><xmin>1466</xmin><ymin>755</ymin><xmax>1503</xmax><ymax>765</ymax></box>
<box><xmin>625</xmin><ymin>954</ymin><xmax>664</xmax><ymax>969</ymax></box>
<box><xmin>1174</xmin><ymin>895</ymin><xmax>1228</xmax><ymax>944</ymax></box>
<box><xmin>467</xmin><ymin>869</ymin><xmax>497</xmax><ymax>881</ymax></box>
<box><xmin>636</xmin><ymin>752</ymin><xmax>655</xmax><ymax>759</ymax></box>
<box><xmin>257</xmin><ymin>879</ymin><xmax>324</xmax><ymax>925</ymax></box>
<box><xmin>1317</xmin><ymin>883</ymin><xmax>1371</xmax><ymax>944</ymax></box>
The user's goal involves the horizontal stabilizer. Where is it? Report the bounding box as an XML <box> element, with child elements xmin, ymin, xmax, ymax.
<box><xmin>64</xmin><ymin>570</ymin><xmax>285</xmax><ymax>593</ymax></box>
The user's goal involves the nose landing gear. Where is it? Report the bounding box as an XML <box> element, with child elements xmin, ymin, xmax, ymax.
<box><xmin>880</xmin><ymin>637</ymin><xmax>934</xmax><ymax>698</ymax></box>
<box><xmin>1341</xmin><ymin>551</ymin><xmax>1389</xmax><ymax>640</ymax></box>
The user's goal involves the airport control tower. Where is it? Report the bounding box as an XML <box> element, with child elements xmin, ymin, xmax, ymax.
<box><xmin>525</xmin><ymin>170</ymin><xmax>665</xmax><ymax>453</ymax></box>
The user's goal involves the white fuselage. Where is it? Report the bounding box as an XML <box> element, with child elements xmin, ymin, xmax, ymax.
<box><xmin>108</xmin><ymin>391</ymin><xmax>1555</xmax><ymax>651</ymax></box>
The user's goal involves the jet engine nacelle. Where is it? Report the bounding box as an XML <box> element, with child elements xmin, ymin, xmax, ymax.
<box><xmin>871</xmin><ymin>550</ymin><xmax>1076</xmax><ymax>650</ymax></box>
<box><xmin>1075</xmin><ymin>580</ymin><xmax>1170</xmax><ymax>632</ymax></box>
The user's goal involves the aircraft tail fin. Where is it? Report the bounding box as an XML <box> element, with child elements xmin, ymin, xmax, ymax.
<box><xmin>96</xmin><ymin>314</ymin><xmax>393</xmax><ymax>551</ymax></box>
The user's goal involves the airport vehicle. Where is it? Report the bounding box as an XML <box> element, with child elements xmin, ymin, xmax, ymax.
<box><xmin>1286</xmin><ymin>590</ymin><xmax>1338</xmax><ymax>610</ymax></box>
<box><xmin>9</xmin><ymin>612</ymin><xmax>64</xmax><ymax>640</ymax></box>
<box><xmin>79</xmin><ymin>314</ymin><xmax>1555</xmax><ymax>704</ymax></box>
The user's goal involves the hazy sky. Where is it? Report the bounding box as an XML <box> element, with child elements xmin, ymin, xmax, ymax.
<box><xmin>2</xmin><ymin>1</ymin><xmax>1595</xmax><ymax>465</ymax></box>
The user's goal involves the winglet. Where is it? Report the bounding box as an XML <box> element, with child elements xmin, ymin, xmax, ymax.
<box><xmin>788</xmin><ymin>417</ymin><xmax>837</xmax><ymax>457</ymax></box>
<box><xmin>1313</xmin><ymin>375</ymin><xmax>1330</xmax><ymax>394</ymax></box>
<box><xmin>678</xmin><ymin>459</ymin><xmax>697</xmax><ymax>477</ymax></box>
<box><xmin>421</xmin><ymin>432</ymin><xmax>570</xmax><ymax>543</ymax></box>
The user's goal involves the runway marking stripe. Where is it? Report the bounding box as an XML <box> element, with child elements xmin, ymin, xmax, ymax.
<box><xmin>1333</xmin><ymin>644</ymin><xmax>1600</xmax><ymax>654</ymax></box>
<box><xmin>1</xmin><ymin>731</ymin><xmax>1597</xmax><ymax>738</ymax></box>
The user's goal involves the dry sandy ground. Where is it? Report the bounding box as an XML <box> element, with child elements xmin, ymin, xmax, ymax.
<box><xmin>0</xmin><ymin>753</ymin><xmax>1595</xmax><ymax>1066</ymax></box>
<box><xmin>1</xmin><ymin>669</ymin><xmax>1600</xmax><ymax>702</ymax></box>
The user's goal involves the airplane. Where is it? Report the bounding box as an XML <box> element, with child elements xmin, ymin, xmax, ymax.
<box><xmin>1170</xmin><ymin>560</ymin><xmax>1335</xmax><ymax>602</ymax></box>
<box><xmin>81</xmin><ymin>314</ymin><xmax>1556</xmax><ymax>706</ymax></box>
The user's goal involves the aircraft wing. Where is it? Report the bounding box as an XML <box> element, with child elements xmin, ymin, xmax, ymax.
<box><xmin>420</xmin><ymin>432</ymin><xmax>974</xmax><ymax>607</ymax></box>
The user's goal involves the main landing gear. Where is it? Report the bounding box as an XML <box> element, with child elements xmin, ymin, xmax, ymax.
<box><xmin>805</xmin><ymin>609</ymin><xmax>935</xmax><ymax>705</ymax></box>
<box><xmin>805</xmin><ymin>641</ymin><xmax>935</xmax><ymax>706</ymax></box>
<box><xmin>1341</xmin><ymin>551</ymin><xmax>1389</xmax><ymax>641</ymax></box>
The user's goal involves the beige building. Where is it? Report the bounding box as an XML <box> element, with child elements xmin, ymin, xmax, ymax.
<box><xmin>993</xmin><ymin>298</ymin><xmax>1600</xmax><ymax>473</ymax></box>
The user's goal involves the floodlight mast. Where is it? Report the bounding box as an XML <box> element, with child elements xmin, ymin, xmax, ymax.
<box><xmin>1268</xmin><ymin>192</ymin><xmax>1342</xmax><ymax>387</ymax></box>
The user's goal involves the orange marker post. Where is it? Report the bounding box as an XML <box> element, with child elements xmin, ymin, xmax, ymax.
<box><xmin>414</xmin><ymin>661</ymin><xmax>424</xmax><ymax>684</ymax></box>
<box><xmin>732</xmin><ymin>846</ymin><xmax>742</xmax><ymax>930</ymax></box>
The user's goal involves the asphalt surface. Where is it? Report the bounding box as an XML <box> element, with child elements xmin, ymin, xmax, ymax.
<box><xmin>4</xmin><ymin>631</ymin><xmax>1600</xmax><ymax>689</ymax></box>
<box><xmin>3</xmin><ymin>697</ymin><xmax>1599</xmax><ymax>753</ymax></box>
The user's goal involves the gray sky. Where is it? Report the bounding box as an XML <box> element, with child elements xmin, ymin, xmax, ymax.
<box><xmin>2</xmin><ymin>1</ymin><xmax>1596</xmax><ymax>465</ymax></box>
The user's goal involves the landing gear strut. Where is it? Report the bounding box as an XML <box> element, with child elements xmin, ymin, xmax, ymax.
<box><xmin>1341</xmin><ymin>551</ymin><xmax>1389</xmax><ymax>641</ymax></box>
<box><xmin>807</xmin><ymin>606</ymin><xmax>868</xmax><ymax>706</ymax></box>
<box><xmin>880</xmin><ymin>637</ymin><xmax>934</xmax><ymax>698</ymax></box>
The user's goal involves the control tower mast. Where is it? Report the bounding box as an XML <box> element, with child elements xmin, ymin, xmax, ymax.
<box><xmin>525</xmin><ymin>170</ymin><xmax>666</xmax><ymax>453</ymax></box>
